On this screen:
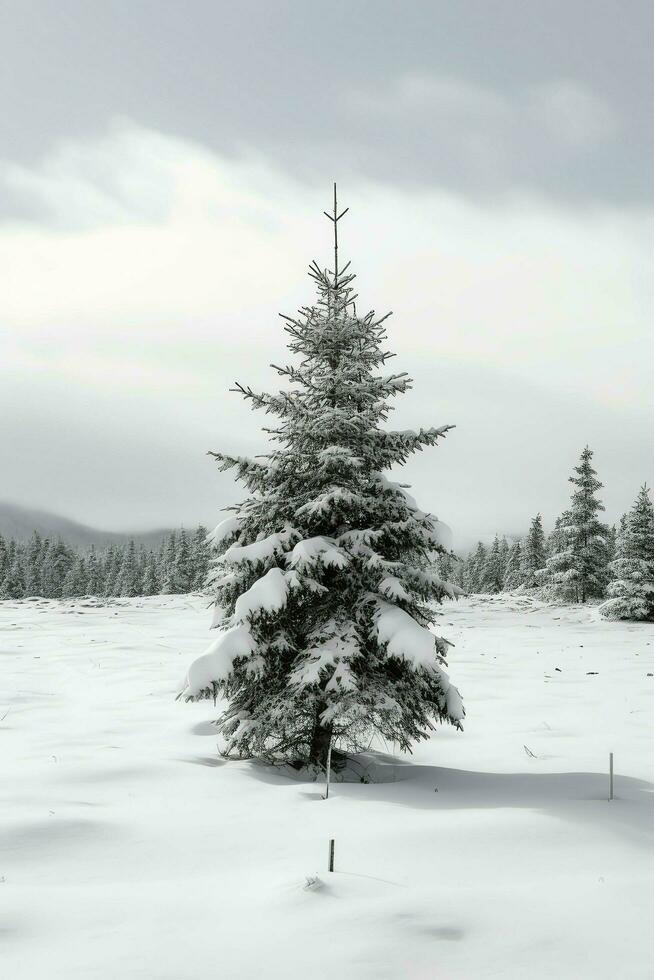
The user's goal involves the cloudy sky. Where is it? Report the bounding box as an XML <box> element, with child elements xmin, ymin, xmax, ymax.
<box><xmin>2</xmin><ymin>0</ymin><xmax>653</xmax><ymax>547</ymax></box>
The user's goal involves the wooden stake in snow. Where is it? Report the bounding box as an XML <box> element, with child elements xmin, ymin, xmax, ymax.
<box><xmin>323</xmin><ymin>736</ymin><xmax>333</xmax><ymax>800</ymax></box>
<box><xmin>609</xmin><ymin>752</ymin><xmax>614</xmax><ymax>801</ymax></box>
<box><xmin>328</xmin><ymin>839</ymin><xmax>335</xmax><ymax>873</ymax></box>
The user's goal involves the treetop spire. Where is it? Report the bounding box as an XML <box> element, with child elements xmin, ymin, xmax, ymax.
<box><xmin>323</xmin><ymin>182</ymin><xmax>349</xmax><ymax>285</ymax></box>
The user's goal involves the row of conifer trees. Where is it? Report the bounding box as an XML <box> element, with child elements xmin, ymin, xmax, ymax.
<box><xmin>0</xmin><ymin>526</ymin><xmax>211</xmax><ymax>600</ymax></box>
<box><xmin>441</xmin><ymin>514</ymin><xmax>550</xmax><ymax>596</ymax></box>
<box><xmin>3</xmin><ymin>447</ymin><xmax>653</xmax><ymax>622</ymax></box>
<box><xmin>447</xmin><ymin>446</ymin><xmax>654</xmax><ymax>621</ymax></box>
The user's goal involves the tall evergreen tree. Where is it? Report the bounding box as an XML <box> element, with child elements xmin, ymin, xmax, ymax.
<box><xmin>181</xmin><ymin>190</ymin><xmax>463</xmax><ymax>768</ymax></box>
<box><xmin>503</xmin><ymin>540</ymin><xmax>524</xmax><ymax>591</ymax></box>
<box><xmin>41</xmin><ymin>540</ymin><xmax>74</xmax><ymax>598</ymax></box>
<box><xmin>162</xmin><ymin>532</ymin><xmax>178</xmax><ymax>593</ymax></box>
<box><xmin>0</xmin><ymin>535</ymin><xmax>8</xmax><ymax>581</ymax></box>
<box><xmin>544</xmin><ymin>447</ymin><xmax>609</xmax><ymax>603</ymax></box>
<box><xmin>22</xmin><ymin>532</ymin><xmax>44</xmax><ymax>596</ymax></box>
<box><xmin>142</xmin><ymin>551</ymin><xmax>161</xmax><ymax>596</ymax></box>
<box><xmin>605</xmin><ymin>524</ymin><xmax>618</xmax><ymax>566</ymax></box>
<box><xmin>85</xmin><ymin>546</ymin><xmax>104</xmax><ymax>595</ymax></box>
<box><xmin>37</xmin><ymin>539</ymin><xmax>52</xmax><ymax>594</ymax></box>
<box><xmin>544</xmin><ymin>514</ymin><xmax>568</xmax><ymax>561</ymax></box>
<box><xmin>499</xmin><ymin>536</ymin><xmax>510</xmax><ymax>571</ymax></box>
<box><xmin>172</xmin><ymin>528</ymin><xmax>194</xmax><ymax>593</ymax></box>
<box><xmin>480</xmin><ymin>536</ymin><xmax>505</xmax><ymax>593</ymax></box>
<box><xmin>1</xmin><ymin>558</ymin><xmax>25</xmax><ymax>599</ymax></box>
<box><xmin>156</xmin><ymin>539</ymin><xmax>168</xmax><ymax>590</ymax></box>
<box><xmin>62</xmin><ymin>556</ymin><xmax>88</xmax><ymax>598</ymax></box>
<box><xmin>463</xmin><ymin>542</ymin><xmax>486</xmax><ymax>593</ymax></box>
<box><xmin>5</xmin><ymin>539</ymin><xmax>17</xmax><ymax>574</ymax></box>
<box><xmin>600</xmin><ymin>485</ymin><xmax>654</xmax><ymax>621</ymax></box>
<box><xmin>134</xmin><ymin>544</ymin><xmax>147</xmax><ymax>594</ymax></box>
<box><xmin>192</xmin><ymin>524</ymin><xmax>211</xmax><ymax>590</ymax></box>
<box><xmin>435</xmin><ymin>550</ymin><xmax>456</xmax><ymax>583</ymax></box>
<box><xmin>103</xmin><ymin>545</ymin><xmax>122</xmax><ymax>596</ymax></box>
<box><xmin>521</xmin><ymin>513</ymin><xmax>546</xmax><ymax>587</ymax></box>
<box><xmin>118</xmin><ymin>540</ymin><xmax>141</xmax><ymax>597</ymax></box>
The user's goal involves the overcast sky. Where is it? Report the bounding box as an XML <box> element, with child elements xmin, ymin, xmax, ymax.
<box><xmin>2</xmin><ymin>0</ymin><xmax>653</xmax><ymax>547</ymax></box>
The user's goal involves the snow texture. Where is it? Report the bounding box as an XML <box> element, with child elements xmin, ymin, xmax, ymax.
<box><xmin>3</xmin><ymin>593</ymin><xmax>654</xmax><ymax>979</ymax></box>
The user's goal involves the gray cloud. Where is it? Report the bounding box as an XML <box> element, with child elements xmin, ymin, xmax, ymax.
<box><xmin>1</xmin><ymin>1</ymin><xmax>653</xmax><ymax>207</ymax></box>
<box><xmin>2</xmin><ymin>3</ymin><xmax>653</xmax><ymax>544</ymax></box>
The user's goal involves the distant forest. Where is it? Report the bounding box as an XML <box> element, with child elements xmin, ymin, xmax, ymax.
<box><xmin>0</xmin><ymin>526</ymin><xmax>210</xmax><ymax>599</ymax></box>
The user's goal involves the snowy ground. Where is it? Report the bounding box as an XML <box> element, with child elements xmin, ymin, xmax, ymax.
<box><xmin>2</xmin><ymin>593</ymin><xmax>654</xmax><ymax>979</ymax></box>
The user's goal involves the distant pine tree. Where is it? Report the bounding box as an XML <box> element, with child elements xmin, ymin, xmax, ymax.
<box><xmin>36</xmin><ymin>539</ymin><xmax>52</xmax><ymax>593</ymax></box>
<box><xmin>156</xmin><ymin>539</ymin><xmax>168</xmax><ymax>589</ymax></box>
<box><xmin>544</xmin><ymin>447</ymin><xmax>609</xmax><ymax>603</ymax></box>
<box><xmin>480</xmin><ymin>536</ymin><xmax>505</xmax><ymax>593</ymax></box>
<box><xmin>118</xmin><ymin>540</ymin><xmax>141</xmax><ymax>597</ymax></box>
<box><xmin>435</xmin><ymin>550</ymin><xmax>456</xmax><ymax>583</ymax></box>
<box><xmin>137</xmin><ymin>544</ymin><xmax>148</xmax><ymax>590</ymax></box>
<box><xmin>103</xmin><ymin>545</ymin><xmax>122</xmax><ymax>597</ymax></box>
<box><xmin>85</xmin><ymin>546</ymin><xmax>104</xmax><ymax>594</ymax></box>
<box><xmin>172</xmin><ymin>528</ymin><xmax>194</xmax><ymax>593</ymax></box>
<box><xmin>62</xmin><ymin>556</ymin><xmax>88</xmax><ymax>598</ymax></box>
<box><xmin>521</xmin><ymin>514</ymin><xmax>546</xmax><ymax>588</ymax></box>
<box><xmin>142</xmin><ymin>551</ymin><xmax>161</xmax><ymax>596</ymax></box>
<box><xmin>600</xmin><ymin>485</ymin><xmax>654</xmax><ymax>621</ymax></box>
<box><xmin>192</xmin><ymin>525</ymin><xmax>211</xmax><ymax>590</ymax></box>
<box><xmin>0</xmin><ymin>535</ymin><xmax>8</xmax><ymax>581</ymax></box>
<box><xmin>22</xmin><ymin>531</ymin><xmax>44</xmax><ymax>596</ymax></box>
<box><xmin>503</xmin><ymin>541</ymin><xmax>524</xmax><ymax>590</ymax></box>
<box><xmin>6</xmin><ymin>538</ymin><xmax>17</xmax><ymax>566</ymax></box>
<box><xmin>62</xmin><ymin>565</ymin><xmax>76</xmax><ymax>598</ymax></box>
<box><xmin>162</xmin><ymin>532</ymin><xmax>178</xmax><ymax>593</ymax></box>
<box><xmin>545</xmin><ymin>514</ymin><xmax>568</xmax><ymax>559</ymax></box>
<box><xmin>41</xmin><ymin>540</ymin><xmax>74</xmax><ymax>598</ymax></box>
<box><xmin>463</xmin><ymin>542</ymin><xmax>487</xmax><ymax>593</ymax></box>
<box><xmin>1</xmin><ymin>558</ymin><xmax>25</xmax><ymax>599</ymax></box>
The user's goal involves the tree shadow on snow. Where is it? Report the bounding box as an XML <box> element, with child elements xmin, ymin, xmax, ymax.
<box><xmin>246</xmin><ymin>751</ymin><xmax>654</xmax><ymax>846</ymax></box>
<box><xmin>178</xmin><ymin>755</ymin><xmax>227</xmax><ymax>767</ymax></box>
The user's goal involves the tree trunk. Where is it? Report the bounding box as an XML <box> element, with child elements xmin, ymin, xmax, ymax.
<box><xmin>309</xmin><ymin>704</ymin><xmax>333</xmax><ymax>769</ymax></box>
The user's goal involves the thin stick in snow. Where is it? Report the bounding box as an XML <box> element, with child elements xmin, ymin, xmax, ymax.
<box><xmin>609</xmin><ymin>751</ymin><xmax>614</xmax><ymax>801</ymax></box>
<box><xmin>328</xmin><ymin>839</ymin><xmax>335</xmax><ymax>873</ymax></box>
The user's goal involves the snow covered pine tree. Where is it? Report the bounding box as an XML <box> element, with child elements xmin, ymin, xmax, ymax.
<box><xmin>600</xmin><ymin>485</ymin><xmax>654</xmax><ymax>621</ymax></box>
<box><xmin>521</xmin><ymin>513</ymin><xmax>546</xmax><ymax>588</ymax></box>
<box><xmin>180</xmin><ymin>187</ymin><xmax>463</xmax><ymax>770</ymax></box>
<box><xmin>544</xmin><ymin>446</ymin><xmax>609</xmax><ymax>603</ymax></box>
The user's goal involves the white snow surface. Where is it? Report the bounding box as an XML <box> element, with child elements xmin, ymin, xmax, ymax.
<box><xmin>2</xmin><ymin>593</ymin><xmax>654</xmax><ymax>979</ymax></box>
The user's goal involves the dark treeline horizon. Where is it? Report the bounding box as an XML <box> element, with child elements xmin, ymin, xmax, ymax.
<box><xmin>0</xmin><ymin>525</ymin><xmax>212</xmax><ymax>600</ymax></box>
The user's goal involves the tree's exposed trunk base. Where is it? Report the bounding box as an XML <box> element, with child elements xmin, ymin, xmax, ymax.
<box><xmin>309</xmin><ymin>710</ymin><xmax>333</xmax><ymax>770</ymax></box>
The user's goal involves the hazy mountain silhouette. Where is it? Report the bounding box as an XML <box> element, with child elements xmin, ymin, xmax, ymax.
<box><xmin>0</xmin><ymin>501</ymin><xmax>171</xmax><ymax>549</ymax></box>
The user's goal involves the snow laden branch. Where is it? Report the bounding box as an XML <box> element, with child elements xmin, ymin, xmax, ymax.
<box><xmin>182</xmin><ymin>201</ymin><xmax>463</xmax><ymax>769</ymax></box>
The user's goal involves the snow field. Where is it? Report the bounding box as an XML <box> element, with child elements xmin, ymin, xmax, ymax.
<box><xmin>1</xmin><ymin>593</ymin><xmax>654</xmax><ymax>979</ymax></box>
